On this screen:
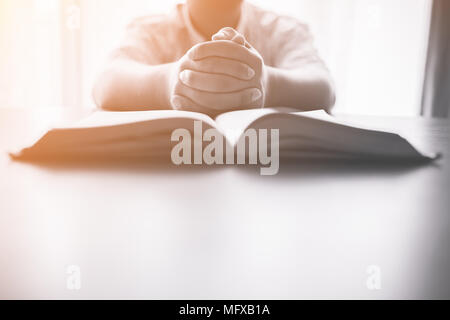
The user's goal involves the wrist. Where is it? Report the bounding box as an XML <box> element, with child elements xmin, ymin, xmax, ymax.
<box><xmin>144</xmin><ymin>62</ymin><xmax>176</xmax><ymax>109</ymax></box>
<box><xmin>264</xmin><ymin>66</ymin><xmax>279</xmax><ymax>107</ymax></box>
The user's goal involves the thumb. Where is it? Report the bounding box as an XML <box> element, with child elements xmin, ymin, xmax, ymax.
<box><xmin>212</xmin><ymin>27</ymin><xmax>248</xmax><ymax>47</ymax></box>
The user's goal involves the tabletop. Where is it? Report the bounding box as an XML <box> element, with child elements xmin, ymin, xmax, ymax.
<box><xmin>0</xmin><ymin>107</ymin><xmax>449</xmax><ymax>299</ymax></box>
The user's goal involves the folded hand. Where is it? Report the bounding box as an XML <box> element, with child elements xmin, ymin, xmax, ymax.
<box><xmin>170</xmin><ymin>27</ymin><xmax>267</xmax><ymax>115</ymax></box>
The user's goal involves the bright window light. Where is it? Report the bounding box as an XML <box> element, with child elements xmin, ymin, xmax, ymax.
<box><xmin>0</xmin><ymin>0</ymin><xmax>432</xmax><ymax>116</ymax></box>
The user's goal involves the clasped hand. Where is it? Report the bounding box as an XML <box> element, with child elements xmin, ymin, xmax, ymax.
<box><xmin>169</xmin><ymin>28</ymin><xmax>267</xmax><ymax>115</ymax></box>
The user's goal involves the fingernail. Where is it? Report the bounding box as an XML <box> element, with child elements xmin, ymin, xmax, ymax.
<box><xmin>179</xmin><ymin>70</ymin><xmax>188</xmax><ymax>84</ymax></box>
<box><xmin>222</xmin><ymin>28</ymin><xmax>233</xmax><ymax>37</ymax></box>
<box><xmin>246</xmin><ymin>67</ymin><xmax>255</xmax><ymax>80</ymax></box>
<box><xmin>250</xmin><ymin>88</ymin><xmax>262</xmax><ymax>102</ymax></box>
<box><xmin>213</xmin><ymin>31</ymin><xmax>226</xmax><ymax>40</ymax></box>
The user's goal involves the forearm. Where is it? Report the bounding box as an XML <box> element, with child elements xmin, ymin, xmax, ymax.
<box><xmin>265</xmin><ymin>64</ymin><xmax>336</xmax><ymax>112</ymax></box>
<box><xmin>93</xmin><ymin>58</ymin><xmax>174</xmax><ymax>110</ymax></box>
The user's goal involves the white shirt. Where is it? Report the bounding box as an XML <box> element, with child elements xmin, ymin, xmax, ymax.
<box><xmin>113</xmin><ymin>1</ymin><xmax>324</xmax><ymax>69</ymax></box>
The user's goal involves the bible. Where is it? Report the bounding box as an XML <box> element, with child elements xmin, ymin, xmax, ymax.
<box><xmin>10</xmin><ymin>108</ymin><xmax>438</xmax><ymax>167</ymax></box>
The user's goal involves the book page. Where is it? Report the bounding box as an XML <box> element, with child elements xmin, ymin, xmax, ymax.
<box><xmin>10</xmin><ymin>110</ymin><xmax>220</xmax><ymax>160</ymax></box>
<box><xmin>74</xmin><ymin>110</ymin><xmax>217</xmax><ymax>129</ymax></box>
<box><xmin>215</xmin><ymin>108</ymin><xmax>327</xmax><ymax>146</ymax></box>
<box><xmin>214</xmin><ymin>108</ymin><xmax>283</xmax><ymax>146</ymax></box>
<box><xmin>216</xmin><ymin>108</ymin><xmax>437</xmax><ymax>159</ymax></box>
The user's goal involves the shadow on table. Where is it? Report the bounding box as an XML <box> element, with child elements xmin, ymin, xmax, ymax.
<box><xmin>238</xmin><ymin>156</ymin><xmax>442</xmax><ymax>178</ymax></box>
<box><xmin>8</xmin><ymin>152</ymin><xmax>442</xmax><ymax>179</ymax></box>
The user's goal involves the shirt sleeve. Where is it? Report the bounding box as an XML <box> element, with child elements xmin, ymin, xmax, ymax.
<box><xmin>110</xmin><ymin>17</ymin><xmax>165</xmax><ymax>65</ymax></box>
<box><xmin>272</xmin><ymin>19</ymin><xmax>325</xmax><ymax>69</ymax></box>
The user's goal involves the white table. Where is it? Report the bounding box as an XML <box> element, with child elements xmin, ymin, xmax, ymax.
<box><xmin>0</xmin><ymin>108</ymin><xmax>449</xmax><ymax>299</ymax></box>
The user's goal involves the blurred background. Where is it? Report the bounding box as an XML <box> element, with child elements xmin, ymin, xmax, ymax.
<box><xmin>0</xmin><ymin>0</ymin><xmax>433</xmax><ymax>116</ymax></box>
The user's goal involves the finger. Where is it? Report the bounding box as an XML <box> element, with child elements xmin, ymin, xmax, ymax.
<box><xmin>213</xmin><ymin>33</ymin><xmax>246</xmax><ymax>46</ymax></box>
<box><xmin>212</xmin><ymin>27</ymin><xmax>238</xmax><ymax>41</ymax></box>
<box><xmin>171</xmin><ymin>95</ymin><xmax>225</xmax><ymax>117</ymax></box>
<box><xmin>179</xmin><ymin>70</ymin><xmax>252</xmax><ymax>93</ymax></box>
<box><xmin>215</xmin><ymin>27</ymin><xmax>250</xmax><ymax>48</ymax></box>
<box><xmin>212</xmin><ymin>31</ymin><xmax>228</xmax><ymax>41</ymax></box>
<box><xmin>171</xmin><ymin>95</ymin><xmax>214</xmax><ymax>113</ymax></box>
<box><xmin>181</xmin><ymin>57</ymin><xmax>255</xmax><ymax>80</ymax></box>
<box><xmin>212</xmin><ymin>28</ymin><xmax>246</xmax><ymax>47</ymax></box>
<box><xmin>231</xmin><ymin>34</ymin><xmax>246</xmax><ymax>46</ymax></box>
<box><xmin>175</xmin><ymin>84</ymin><xmax>262</xmax><ymax>110</ymax></box>
<box><xmin>212</xmin><ymin>34</ymin><xmax>226</xmax><ymax>41</ymax></box>
<box><xmin>189</xmin><ymin>40</ymin><xmax>260</xmax><ymax>67</ymax></box>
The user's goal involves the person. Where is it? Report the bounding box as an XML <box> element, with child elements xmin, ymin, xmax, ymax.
<box><xmin>93</xmin><ymin>0</ymin><xmax>335</xmax><ymax>116</ymax></box>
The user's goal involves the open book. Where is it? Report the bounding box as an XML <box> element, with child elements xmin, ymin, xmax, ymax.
<box><xmin>10</xmin><ymin>108</ymin><xmax>438</xmax><ymax>163</ymax></box>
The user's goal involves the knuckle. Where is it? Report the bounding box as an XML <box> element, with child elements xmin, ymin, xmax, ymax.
<box><xmin>232</xmin><ymin>34</ymin><xmax>245</xmax><ymax>43</ymax></box>
<box><xmin>184</xmin><ymin>70</ymin><xmax>193</xmax><ymax>83</ymax></box>
<box><xmin>196</xmin><ymin>58</ymin><xmax>214</xmax><ymax>72</ymax></box>
<box><xmin>189</xmin><ymin>88</ymin><xmax>202</xmax><ymax>103</ymax></box>
<box><xmin>239</xmin><ymin>91</ymin><xmax>249</xmax><ymax>106</ymax></box>
<box><xmin>187</xmin><ymin>43</ymin><xmax>202</xmax><ymax>59</ymax></box>
<box><xmin>254</xmin><ymin>56</ymin><xmax>263</xmax><ymax>69</ymax></box>
<box><xmin>179</xmin><ymin>57</ymin><xmax>189</xmax><ymax>69</ymax></box>
<box><xmin>247</xmin><ymin>90</ymin><xmax>254</xmax><ymax>104</ymax></box>
<box><xmin>238</xmin><ymin>63</ymin><xmax>252</xmax><ymax>79</ymax></box>
<box><xmin>173</xmin><ymin>81</ymin><xmax>183</xmax><ymax>94</ymax></box>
